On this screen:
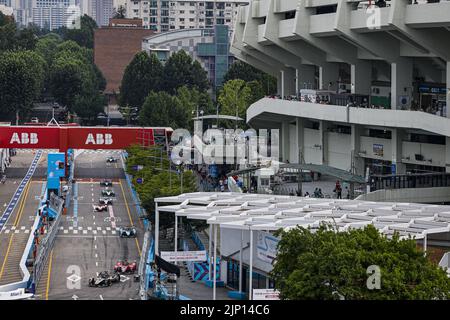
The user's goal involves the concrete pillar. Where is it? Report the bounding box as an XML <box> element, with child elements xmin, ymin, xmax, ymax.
<box><xmin>391</xmin><ymin>58</ymin><xmax>413</xmax><ymax>110</ymax></box>
<box><xmin>319</xmin><ymin>63</ymin><xmax>340</xmax><ymax>91</ymax></box>
<box><xmin>446</xmin><ymin>61</ymin><xmax>450</xmax><ymax>118</ymax></box>
<box><xmin>351</xmin><ymin>61</ymin><xmax>372</xmax><ymax>95</ymax></box>
<box><xmin>446</xmin><ymin>137</ymin><xmax>450</xmax><ymax>173</ymax></box>
<box><xmin>391</xmin><ymin>128</ymin><xmax>406</xmax><ymax>175</ymax></box>
<box><xmin>350</xmin><ymin>124</ymin><xmax>365</xmax><ymax>176</ymax></box>
<box><xmin>280</xmin><ymin>70</ymin><xmax>285</xmax><ymax>98</ymax></box>
<box><xmin>319</xmin><ymin>121</ymin><xmax>328</xmax><ymax>165</ymax></box>
<box><xmin>282</xmin><ymin>121</ymin><xmax>290</xmax><ymax>163</ymax></box>
<box><xmin>296</xmin><ymin>118</ymin><xmax>305</xmax><ymax>164</ymax></box>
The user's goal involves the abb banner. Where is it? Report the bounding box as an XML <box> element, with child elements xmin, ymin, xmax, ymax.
<box><xmin>0</xmin><ymin>126</ymin><xmax>171</xmax><ymax>151</ymax></box>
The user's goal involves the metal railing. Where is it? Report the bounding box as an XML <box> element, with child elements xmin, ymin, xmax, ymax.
<box><xmin>369</xmin><ymin>172</ymin><xmax>450</xmax><ymax>192</ymax></box>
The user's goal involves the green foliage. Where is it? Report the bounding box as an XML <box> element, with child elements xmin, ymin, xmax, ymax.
<box><xmin>224</xmin><ymin>60</ymin><xmax>277</xmax><ymax>95</ymax></box>
<box><xmin>217</xmin><ymin>79</ymin><xmax>252</xmax><ymax>126</ymax></box>
<box><xmin>271</xmin><ymin>224</ymin><xmax>450</xmax><ymax>300</ymax></box>
<box><xmin>0</xmin><ymin>14</ymin><xmax>38</xmax><ymax>52</ymax></box>
<box><xmin>162</xmin><ymin>50</ymin><xmax>209</xmax><ymax>94</ymax></box>
<box><xmin>119</xmin><ymin>51</ymin><xmax>163</xmax><ymax>110</ymax></box>
<box><xmin>60</xmin><ymin>15</ymin><xmax>98</xmax><ymax>49</ymax></box>
<box><xmin>49</xmin><ymin>40</ymin><xmax>106</xmax><ymax>117</ymax></box>
<box><xmin>175</xmin><ymin>86</ymin><xmax>215</xmax><ymax>127</ymax></box>
<box><xmin>0</xmin><ymin>50</ymin><xmax>45</xmax><ymax>121</ymax></box>
<box><xmin>35</xmin><ymin>34</ymin><xmax>63</xmax><ymax>67</ymax></box>
<box><xmin>125</xmin><ymin>145</ymin><xmax>198</xmax><ymax>228</ymax></box>
<box><xmin>139</xmin><ymin>91</ymin><xmax>188</xmax><ymax>128</ymax></box>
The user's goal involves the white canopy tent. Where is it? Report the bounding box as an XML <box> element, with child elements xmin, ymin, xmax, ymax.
<box><xmin>154</xmin><ymin>192</ymin><xmax>450</xmax><ymax>300</ymax></box>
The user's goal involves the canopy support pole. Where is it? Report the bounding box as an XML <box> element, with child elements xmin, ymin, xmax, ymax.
<box><xmin>213</xmin><ymin>224</ymin><xmax>217</xmax><ymax>300</ymax></box>
<box><xmin>249</xmin><ymin>229</ymin><xmax>253</xmax><ymax>300</ymax></box>
<box><xmin>239</xmin><ymin>229</ymin><xmax>243</xmax><ymax>293</ymax></box>
<box><xmin>174</xmin><ymin>213</ymin><xmax>178</xmax><ymax>265</ymax></box>
<box><xmin>209</xmin><ymin>224</ymin><xmax>212</xmax><ymax>281</ymax></box>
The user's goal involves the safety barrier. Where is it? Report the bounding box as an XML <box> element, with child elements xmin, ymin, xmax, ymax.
<box><xmin>0</xmin><ymin>151</ymin><xmax>44</xmax><ymax>293</ymax></box>
<box><xmin>30</xmin><ymin>151</ymin><xmax>75</xmax><ymax>291</ymax></box>
<box><xmin>120</xmin><ymin>152</ymin><xmax>147</xmax><ymax>223</ymax></box>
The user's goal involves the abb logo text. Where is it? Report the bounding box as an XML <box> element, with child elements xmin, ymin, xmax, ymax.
<box><xmin>10</xmin><ymin>133</ymin><xmax>38</xmax><ymax>144</ymax></box>
<box><xmin>85</xmin><ymin>133</ymin><xmax>113</xmax><ymax>145</ymax></box>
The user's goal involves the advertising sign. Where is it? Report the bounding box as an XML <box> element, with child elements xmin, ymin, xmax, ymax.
<box><xmin>373</xmin><ymin>144</ymin><xmax>384</xmax><ymax>157</ymax></box>
<box><xmin>0</xmin><ymin>289</ymin><xmax>34</xmax><ymax>300</ymax></box>
<box><xmin>252</xmin><ymin>289</ymin><xmax>280</xmax><ymax>301</ymax></box>
<box><xmin>160</xmin><ymin>250</ymin><xmax>207</xmax><ymax>262</ymax></box>
<box><xmin>256</xmin><ymin>232</ymin><xmax>279</xmax><ymax>264</ymax></box>
<box><xmin>0</xmin><ymin>126</ymin><xmax>170</xmax><ymax>150</ymax></box>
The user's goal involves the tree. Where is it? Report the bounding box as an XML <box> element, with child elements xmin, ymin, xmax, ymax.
<box><xmin>162</xmin><ymin>50</ymin><xmax>209</xmax><ymax>94</ymax></box>
<box><xmin>246</xmin><ymin>80</ymin><xmax>265</xmax><ymax>105</ymax></box>
<box><xmin>125</xmin><ymin>145</ymin><xmax>199</xmax><ymax>229</ymax></box>
<box><xmin>224</xmin><ymin>60</ymin><xmax>277</xmax><ymax>95</ymax></box>
<box><xmin>139</xmin><ymin>91</ymin><xmax>188</xmax><ymax>129</ymax></box>
<box><xmin>50</xmin><ymin>56</ymin><xmax>87</xmax><ymax>112</ymax></box>
<box><xmin>176</xmin><ymin>86</ymin><xmax>215</xmax><ymax>124</ymax></box>
<box><xmin>61</xmin><ymin>15</ymin><xmax>98</xmax><ymax>49</ymax></box>
<box><xmin>73</xmin><ymin>90</ymin><xmax>107</xmax><ymax>124</ymax></box>
<box><xmin>217</xmin><ymin>79</ymin><xmax>251</xmax><ymax>127</ymax></box>
<box><xmin>113</xmin><ymin>5</ymin><xmax>126</xmax><ymax>19</ymax></box>
<box><xmin>119</xmin><ymin>51</ymin><xmax>163</xmax><ymax>110</ymax></box>
<box><xmin>15</xmin><ymin>27</ymin><xmax>38</xmax><ymax>50</ymax></box>
<box><xmin>271</xmin><ymin>224</ymin><xmax>450</xmax><ymax>300</ymax></box>
<box><xmin>0</xmin><ymin>51</ymin><xmax>45</xmax><ymax>124</ymax></box>
<box><xmin>35</xmin><ymin>33</ymin><xmax>63</xmax><ymax>67</ymax></box>
<box><xmin>0</xmin><ymin>17</ymin><xmax>16</xmax><ymax>52</ymax></box>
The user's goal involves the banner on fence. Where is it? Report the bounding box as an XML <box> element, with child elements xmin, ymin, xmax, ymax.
<box><xmin>252</xmin><ymin>289</ymin><xmax>280</xmax><ymax>301</ymax></box>
<box><xmin>161</xmin><ymin>250</ymin><xmax>207</xmax><ymax>262</ymax></box>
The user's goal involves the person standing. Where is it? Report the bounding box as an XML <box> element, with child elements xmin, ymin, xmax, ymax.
<box><xmin>335</xmin><ymin>180</ymin><xmax>342</xmax><ymax>199</ymax></box>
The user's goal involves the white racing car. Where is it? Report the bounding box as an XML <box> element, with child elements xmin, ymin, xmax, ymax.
<box><xmin>101</xmin><ymin>189</ymin><xmax>115</xmax><ymax>197</ymax></box>
<box><xmin>99</xmin><ymin>198</ymin><xmax>113</xmax><ymax>205</ymax></box>
<box><xmin>93</xmin><ymin>204</ymin><xmax>108</xmax><ymax>212</ymax></box>
<box><xmin>119</xmin><ymin>226</ymin><xmax>137</xmax><ymax>238</ymax></box>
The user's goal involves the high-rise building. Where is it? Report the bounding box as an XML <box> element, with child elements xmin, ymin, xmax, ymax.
<box><xmin>31</xmin><ymin>0</ymin><xmax>72</xmax><ymax>30</ymax></box>
<box><xmin>91</xmin><ymin>0</ymin><xmax>113</xmax><ymax>27</ymax></box>
<box><xmin>126</xmin><ymin>0</ymin><xmax>247</xmax><ymax>32</ymax></box>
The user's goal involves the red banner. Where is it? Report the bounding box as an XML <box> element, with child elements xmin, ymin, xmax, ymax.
<box><xmin>0</xmin><ymin>126</ymin><xmax>170</xmax><ymax>150</ymax></box>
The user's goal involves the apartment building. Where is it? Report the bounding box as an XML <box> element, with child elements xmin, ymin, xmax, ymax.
<box><xmin>126</xmin><ymin>0</ymin><xmax>247</xmax><ymax>32</ymax></box>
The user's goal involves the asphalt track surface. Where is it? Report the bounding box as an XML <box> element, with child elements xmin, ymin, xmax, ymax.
<box><xmin>35</xmin><ymin>150</ymin><xmax>144</xmax><ymax>300</ymax></box>
<box><xmin>0</xmin><ymin>152</ymin><xmax>47</xmax><ymax>286</ymax></box>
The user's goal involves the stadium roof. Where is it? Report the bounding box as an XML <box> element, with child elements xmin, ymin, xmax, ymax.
<box><xmin>155</xmin><ymin>192</ymin><xmax>450</xmax><ymax>240</ymax></box>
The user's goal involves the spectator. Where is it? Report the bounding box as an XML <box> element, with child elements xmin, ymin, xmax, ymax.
<box><xmin>334</xmin><ymin>180</ymin><xmax>342</xmax><ymax>199</ymax></box>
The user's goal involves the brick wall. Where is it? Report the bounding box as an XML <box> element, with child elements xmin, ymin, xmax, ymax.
<box><xmin>94</xmin><ymin>27</ymin><xmax>154</xmax><ymax>95</ymax></box>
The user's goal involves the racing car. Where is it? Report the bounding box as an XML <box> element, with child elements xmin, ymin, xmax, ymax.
<box><xmin>88</xmin><ymin>271</ymin><xmax>120</xmax><ymax>287</ymax></box>
<box><xmin>113</xmin><ymin>260</ymin><xmax>137</xmax><ymax>274</ymax></box>
<box><xmin>106</xmin><ymin>157</ymin><xmax>118</xmax><ymax>163</ymax></box>
<box><xmin>119</xmin><ymin>226</ymin><xmax>137</xmax><ymax>238</ymax></box>
<box><xmin>101</xmin><ymin>189</ymin><xmax>115</xmax><ymax>197</ymax></box>
<box><xmin>100</xmin><ymin>179</ymin><xmax>113</xmax><ymax>187</ymax></box>
<box><xmin>93</xmin><ymin>204</ymin><xmax>108</xmax><ymax>212</ymax></box>
<box><xmin>99</xmin><ymin>198</ymin><xmax>113</xmax><ymax>205</ymax></box>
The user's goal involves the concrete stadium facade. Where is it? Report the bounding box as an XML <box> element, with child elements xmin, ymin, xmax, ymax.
<box><xmin>231</xmin><ymin>0</ymin><xmax>450</xmax><ymax>177</ymax></box>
